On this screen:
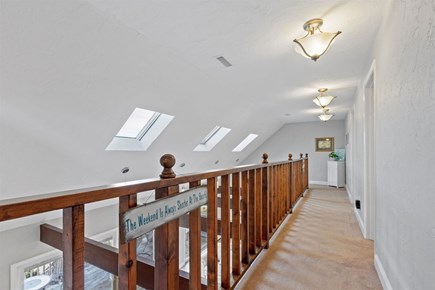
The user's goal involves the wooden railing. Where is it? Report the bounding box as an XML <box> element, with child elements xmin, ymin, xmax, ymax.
<box><xmin>0</xmin><ymin>153</ymin><xmax>309</xmax><ymax>290</ymax></box>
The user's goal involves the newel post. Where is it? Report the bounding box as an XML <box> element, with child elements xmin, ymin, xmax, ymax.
<box><xmin>155</xmin><ymin>154</ymin><xmax>180</xmax><ymax>290</ymax></box>
<box><xmin>261</xmin><ymin>154</ymin><xmax>270</xmax><ymax>248</ymax></box>
<box><xmin>300</xmin><ymin>153</ymin><xmax>303</xmax><ymax>159</ymax></box>
<box><xmin>262</xmin><ymin>153</ymin><xmax>269</xmax><ymax>164</ymax></box>
<box><xmin>288</xmin><ymin>153</ymin><xmax>293</xmax><ymax>161</ymax></box>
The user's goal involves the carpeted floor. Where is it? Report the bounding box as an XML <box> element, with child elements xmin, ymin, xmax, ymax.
<box><xmin>236</xmin><ymin>186</ymin><xmax>382</xmax><ymax>290</ymax></box>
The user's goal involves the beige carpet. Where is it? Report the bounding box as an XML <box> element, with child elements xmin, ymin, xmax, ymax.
<box><xmin>236</xmin><ymin>186</ymin><xmax>382</xmax><ymax>290</ymax></box>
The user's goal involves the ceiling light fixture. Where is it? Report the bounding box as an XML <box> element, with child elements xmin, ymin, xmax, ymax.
<box><xmin>293</xmin><ymin>18</ymin><xmax>341</xmax><ymax>61</ymax></box>
<box><xmin>313</xmin><ymin>88</ymin><xmax>336</xmax><ymax>108</ymax></box>
<box><xmin>318</xmin><ymin>108</ymin><xmax>334</xmax><ymax>122</ymax></box>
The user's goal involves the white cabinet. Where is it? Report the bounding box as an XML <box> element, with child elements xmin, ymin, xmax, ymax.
<box><xmin>328</xmin><ymin>161</ymin><xmax>345</xmax><ymax>188</ymax></box>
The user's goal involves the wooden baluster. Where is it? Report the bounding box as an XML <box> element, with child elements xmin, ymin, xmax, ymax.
<box><xmin>301</xmin><ymin>161</ymin><xmax>303</xmax><ymax>195</ymax></box>
<box><xmin>63</xmin><ymin>205</ymin><xmax>85</xmax><ymax>290</ymax></box>
<box><xmin>287</xmin><ymin>164</ymin><xmax>290</xmax><ymax>212</ymax></box>
<box><xmin>248</xmin><ymin>169</ymin><xmax>256</xmax><ymax>254</ymax></box>
<box><xmin>298</xmin><ymin>161</ymin><xmax>302</xmax><ymax>198</ymax></box>
<box><xmin>221</xmin><ymin>175</ymin><xmax>230</xmax><ymax>289</ymax></box>
<box><xmin>277</xmin><ymin>165</ymin><xmax>281</xmax><ymax>220</ymax></box>
<box><xmin>118</xmin><ymin>195</ymin><xmax>137</xmax><ymax>290</ymax></box>
<box><xmin>280</xmin><ymin>165</ymin><xmax>284</xmax><ymax>219</ymax></box>
<box><xmin>189</xmin><ymin>181</ymin><xmax>201</xmax><ymax>290</ymax></box>
<box><xmin>261</xmin><ymin>156</ymin><xmax>269</xmax><ymax>248</ymax></box>
<box><xmin>207</xmin><ymin>176</ymin><xmax>218</xmax><ymax>290</ymax></box>
<box><xmin>268</xmin><ymin>165</ymin><xmax>274</xmax><ymax>232</ymax></box>
<box><xmin>305</xmin><ymin>153</ymin><xmax>309</xmax><ymax>190</ymax></box>
<box><xmin>287</xmin><ymin>163</ymin><xmax>291</xmax><ymax>213</ymax></box>
<box><xmin>284</xmin><ymin>165</ymin><xmax>288</xmax><ymax>213</ymax></box>
<box><xmin>278</xmin><ymin>166</ymin><xmax>281</xmax><ymax>222</ymax></box>
<box><xmin>274</xmin><ymin>166</ymin><xmax>278</xmax><ymax>227</ymax></box>
<box><xmin>291</xmin><ymin>161</ymin><xmax>296</xmax><ymax>209</ymax></box>
<box><xmin>299</xmin><ymin>160</ymin><xmax>302</xmax><ymax>196</ymax></box>
<box><xmin>289</xmin><ymin>156</ymin><xmax>293</xmax><ymax>213</ymax></box>
<box><xmin>255</xmin><ymin>168</ymin><xmax>262</xmax><ymax>247</ymax></box>
<box><xmin>296</xmin><ymin>161</ymin><xmax>300</xmax><ymax>198</ymax></box>
<box><xmin>282</xmin><ymin>165</ymin><xmax>286</xmax><ymax>217</ymax></box>
<box><xmin>155</xmin><ymin>154</ymin><xmax>179</xmax><ymax>290</ymax></box>
<box><xmin>296</xmin><ymin>161</ymin><xmax>299</xmax><ymax>199</ymax></box>
<box><xmin>300</xmin><ymin>161</ymin><xmax>303</xmax><ymax>196</ymax></box>
<box><xmin>288</xmin><ymin>163</ymin><xmax>294</xmax><ymax>213</ymax></box>
<box><xmin>276</xmin><ymin>166</ymin><xmax>279</xmax><ymax>224</ymax></box>
<box><xmin>231</xmin><ymin>172</ymin><xmax>241</xmax><ymax>275</ymax></box>
<box><xmin>241</xmin><ymin>171</ymin><xmax>249</xmax><ymax>264</ymax></box>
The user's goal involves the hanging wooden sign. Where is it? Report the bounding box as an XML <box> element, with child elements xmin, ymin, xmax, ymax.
<box><xmin>120</xmin><ymin>186</ymin><xmax>207</xmax><ymax>244</ymax></box>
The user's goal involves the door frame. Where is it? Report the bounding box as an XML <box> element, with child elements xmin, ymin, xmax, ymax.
<box><xmin>363</xmin><ymin>60</ymin><xmax>376</xmax><ymax>240</ymax></box>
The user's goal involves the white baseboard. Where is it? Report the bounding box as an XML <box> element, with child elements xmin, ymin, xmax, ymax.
<box><xmin>309</xmin><ymin>180</ymin><xmax>328</xmax><ymax>185</ymax></box>
<box><xmin>292</xmin><ymin>195</ymin><xmax>303</xmax><ymax>211</ymax></box>
<box><xmin>345</xmin><ymin>185</ymin><xmax>353</xmax><ymax>203</ymax></box>
<box><xmin>375</xmin><ymin>254</ymin><xmax>393</xmax><ymax>290</ymax></box>
<box><xmin>354</xmin><ymin>207</ymin><xmax>365</xmax><ymax>236</ymax></box>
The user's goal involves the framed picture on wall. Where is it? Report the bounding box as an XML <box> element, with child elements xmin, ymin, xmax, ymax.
<box><xmin>315</xmin><ymin>137</ymin><xmax>334</xmax><ymax>152</ymax></box>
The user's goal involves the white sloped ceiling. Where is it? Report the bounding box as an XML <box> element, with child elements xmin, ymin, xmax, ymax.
<box><xmin>0</xmin><ymin>0</ymin><xmax>385</xmax><ymax>199</ymax></box>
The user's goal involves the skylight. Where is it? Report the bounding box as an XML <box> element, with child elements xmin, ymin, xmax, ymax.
<box><xmin>106</xmin><ymin>108</ymin><xmax>174</xmax><ymax>151</ymax></box>
<box><xmin>116</xmin><ymin>108</ymin><xmax>161</xmax><ymax>139</ymax></box>
<box><xmin>200</xmin><ymin>126</ymin><xmax>221</xmax><ymax>145</ymax></box>
<box><xmin>232</xmin><ymin>134</ymin><xmax>258</xmax><ymax>152</ymax></box>
<box><xmin>194</xmin><ymin>126</ymin><xmax>231</xmax><ymax>152</ymax></box>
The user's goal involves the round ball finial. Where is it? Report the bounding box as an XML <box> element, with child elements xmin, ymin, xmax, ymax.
<box><xmin>305</xmin><ymin>153</ymin><xmax>308</xmax><ymax>158</ymax></box>
<box><xmin>262</xmin><ymin>153</ymin><xmax>269</xmax><ymax>164</ymax></box>
<box><xmin>300</xmin><ymin>153</ymin><xmax>303</xmax><ymax>159</ymax></box>
<box><xmin>288</xmin><ymin>153</ymin><xmax>293</xmax><ymax>161</ymax></box>
<box><xmin>160</xmin><ymin>154</ymin><xmax>176</xmax><ymax>179</ymax></box>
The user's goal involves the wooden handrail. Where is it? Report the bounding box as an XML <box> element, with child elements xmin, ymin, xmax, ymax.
<box><xmin>1</xmin><ymin>153</ymin><xmax>309</xmax><ymax>290</ymax></box>
<box><xmin>0</xmin><ymin>159</ymin><xmax>305</xmax><ymax>222</ymax></box>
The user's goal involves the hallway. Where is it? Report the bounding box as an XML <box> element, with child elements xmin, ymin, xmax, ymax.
<box><xmin>236</xmin><ymin>186</ymin><xmax>382</xmax><ymax>290</ymax></box>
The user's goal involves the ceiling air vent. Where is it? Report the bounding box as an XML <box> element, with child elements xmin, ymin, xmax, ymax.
<box><xmin>216</xmin><ymin>56</ymin><xmax>232</xmax><ymax>67</ymax></box>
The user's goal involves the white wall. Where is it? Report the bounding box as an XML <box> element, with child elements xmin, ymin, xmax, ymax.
<box><xmin>345</xmin><ymin>88</ymin><xmax>366</xmax><ymax>226</ymax></box>
<box><xmin>346</xmin><ymin>0</ymin><xmax>435</xmax><ymax>288</ymax></box>
<box><xmin>243</xmin><ymin>120</ymin><xmax>345</xmax><ymax>184</ymax></box>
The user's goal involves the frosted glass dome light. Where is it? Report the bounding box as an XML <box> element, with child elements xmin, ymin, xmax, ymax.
<box><xmin>294</xmin><ymin>18</ymin><xmax>341</xmax><ymax>61</ymax></box>
<box><xmin>318</xmin><ymin>108</ymin><xmax>334</xmax><ymax>122</ymax></box>
<box><xmin>313</xmin><ymin>88</ymin><xmax>337</xmax><ymax>108</ymax></box>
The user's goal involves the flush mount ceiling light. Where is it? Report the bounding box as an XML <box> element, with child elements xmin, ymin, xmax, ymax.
<box><xmin>293</xmin><ymin>18</ymin><xmax>341</xmax><ymax>61</ymax></box>
<box><xmin>318</xmin><ymin>108</ymin><xmax>334</xmax><ymax>122</ymax></box>
<box><xmin>313</xmin><ymin>88</ymin><xmax>336</xmax><ymax>108</ymax></box>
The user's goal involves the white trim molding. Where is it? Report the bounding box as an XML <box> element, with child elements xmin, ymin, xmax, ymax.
<box><xmin>354</xmin><ymin>208</ymin><xmax>365</xmax><ymax>236</ymax></box>
<box><xmin>309</xmin><ymin>180</ymin><xmax>328</xmax><ymax>186</ymax></box>
<box><xmin>345</xmin><ymin>185</ymin><xmax>353</xmax><ymax>203</ymax></box>
<box><xmin>292</xmin><ymin>194</ymin><xmax>305</xmax><ymax>211</ymax></box>
<box><xmin>375</xmin><ymin>254</ymin><xmax>393</xmax><ymax>290</ymax></box>
<box><xmin>362</xmin><ymin>59</ymin><xmax>377</xmax><ymax>241</ymax></box>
